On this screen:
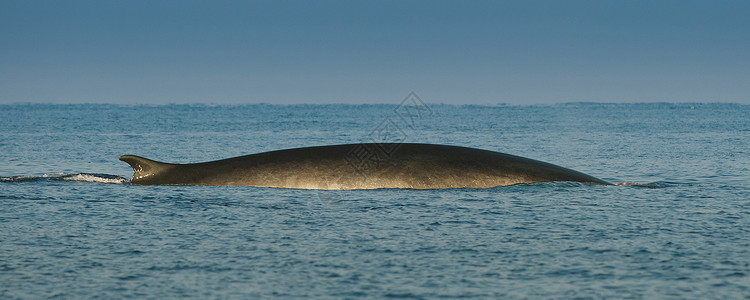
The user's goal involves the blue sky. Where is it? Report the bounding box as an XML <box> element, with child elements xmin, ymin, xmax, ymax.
<box><xmin>2</xmin><ymin>0</ymin><xmax>749</xmax><ymax>104</ymax></box>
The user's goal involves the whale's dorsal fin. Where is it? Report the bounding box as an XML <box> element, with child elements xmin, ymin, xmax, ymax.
<box><xmin>119</xmin><ymin>155</ymin><xmax>174</xmax><ymax>182</ymax></box>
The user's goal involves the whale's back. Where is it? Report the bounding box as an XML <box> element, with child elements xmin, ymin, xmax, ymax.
<box><xmin>121</xmin><ymin>143</ymin><xmax>610</xmax><ymax>189</ymax></box>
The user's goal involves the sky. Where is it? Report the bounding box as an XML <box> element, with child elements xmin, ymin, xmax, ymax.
<box><xmin>1</xmin><ymin>0</ymin><xmax>749</xmax><ymax>105</ymax></box>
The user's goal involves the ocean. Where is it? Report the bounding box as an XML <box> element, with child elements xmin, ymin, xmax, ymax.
<box><xmin>1</xmin><ymin>102</ymin><xmax>748</xmax><ymax>298</ymax></box>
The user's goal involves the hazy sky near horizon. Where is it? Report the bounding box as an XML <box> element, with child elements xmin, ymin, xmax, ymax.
<box><xmin>2</xmin><ymin>0</ymin><xmax>749</xmax><ymax>105</ymax></box>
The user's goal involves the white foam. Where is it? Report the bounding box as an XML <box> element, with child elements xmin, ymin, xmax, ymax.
<box><xmin>60</xmin><ymin>173</ymin><xmax>129</xmax><ymax>184</ymax></box>
<box><xmin>1</xmin><ymin>173</ymin><xmax>129</xmax><ymax>184</ymax></box>
<box><xmin>614</xmin><ymin>182</ymin><xmax>669</xmax><ymax>188</ymax></box>
<box><xmin>615</xmin><ymin>182</ymin><xmax>643</xmax><ymax>186</ymax></box>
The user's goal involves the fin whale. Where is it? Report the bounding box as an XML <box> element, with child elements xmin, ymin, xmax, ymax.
<box><xmin>120</xmin><ymin>143</ymin><xmax>610</xmax><ymax>189</ymax></box>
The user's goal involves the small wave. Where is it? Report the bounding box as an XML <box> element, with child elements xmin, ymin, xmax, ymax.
<box><xmin>0</xmin><ymin>173</ymin><xmax>129</xmax><ymax>184</ymax></box>
<box><xmin>614</xmin><ymin>181</ymin><xmax>672</xmax><ymax>188</ymax></box>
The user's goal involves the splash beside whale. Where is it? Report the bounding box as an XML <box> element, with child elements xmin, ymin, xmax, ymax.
<box><xmin>120</xmin><ymin>143</ymin><xmax>610</xmax><ymax>189</ymax></box>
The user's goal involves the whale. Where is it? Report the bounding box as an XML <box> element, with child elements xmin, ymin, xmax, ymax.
<box><xmin>120</xmin><ymin>143</ymin><xmax>610</xmax><ymax>189</ymax></box>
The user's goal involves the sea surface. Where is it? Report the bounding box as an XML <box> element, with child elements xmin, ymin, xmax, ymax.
<box><xmin>1</xmin><ymin>102</ymin><xmax>749</xmax><ymax>299</ymax></box>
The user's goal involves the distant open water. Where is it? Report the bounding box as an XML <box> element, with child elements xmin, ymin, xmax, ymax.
<box><xmin>1</xmin><ymin>102</ymin><xmax>749</xmax><ymax>298</ymax></box>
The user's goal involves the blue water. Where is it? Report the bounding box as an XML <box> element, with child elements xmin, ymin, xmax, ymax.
<box><xmin>1</xmin><ymin>102</ymin><xmax>749</xmax><ymax>298</ymax></box>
